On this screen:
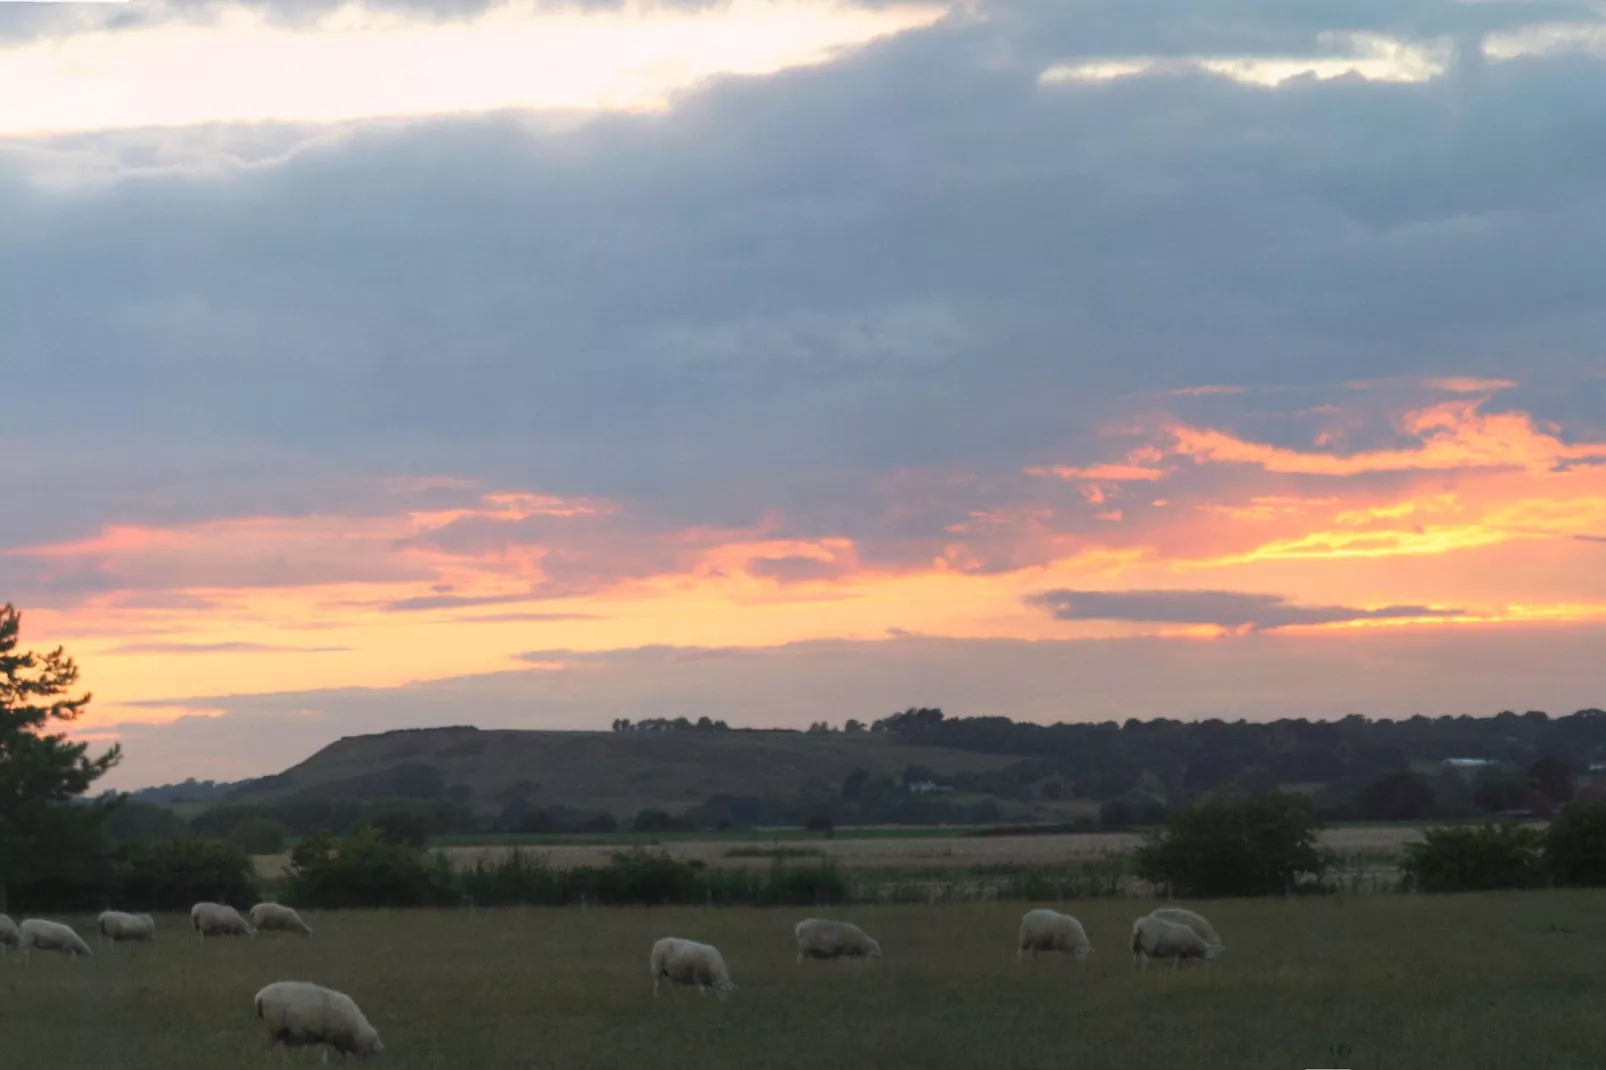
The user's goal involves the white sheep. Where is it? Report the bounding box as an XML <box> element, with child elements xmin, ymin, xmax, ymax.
<box><xmin>1131</xmin><ymin>914</ymin><xmax>1223</xmax><ymax>970</ymax></box>
<box><xmin>1147</xmin><ymin>907</ymin><xmax>1224</xmax><ymax>958</ymax></box>
<box><xmin>191</xmin><ymin>901</ymin><xmax>254</xmax><ymax>938</ymax></box>
<box><xmin>255</xmin><ymin>981</ymin><xmax>384</xmax><ymax>1060</ymax></box>
<box><xmin>251</xmin><ymin>902</ymin><xmax>313</xmax><ymax>936</ymax></box>
<box><xmin>97</xmin><ymin>911</ymin><xmax>156</xmax><ymax>946</ymax></box>
<box><xmin>1017</xmin><ymin>908</ymin><xmax>1094</xmax><ymax>961</ymax></box>
<box><xmin>0</xmin><ymin>913</ymin><xmax>19</xmax><ymax>956</ymax></box>
<box><xmin>650</xmin><ymin>937</ymin><xmax>737</xmax><ymax>999</ymax></box>
<box><xmin>794</xmin><ymin>918</ymin><xmax>883</xmax><ymax>963</ymax></box>
<box><xmin>18</xmin><ymin>918</ymin><xmax>94</xmax><ymax>963</ymax></box>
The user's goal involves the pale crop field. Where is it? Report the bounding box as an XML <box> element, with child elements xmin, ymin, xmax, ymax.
<box><xmin>252</xmin><ymin>824</ymin><xmax>1439</xmax><ymax>878</ymax></box>
<box><xmin>5</xmin><ymin>892</ymin><xmax>1606</xmax><ymax>1069</ymax></box>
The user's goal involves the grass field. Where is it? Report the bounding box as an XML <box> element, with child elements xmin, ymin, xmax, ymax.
<box><xmin>7</xmin><ymin>892</ymin><xmax>1606</xmax><ymax>1069</ymax></box>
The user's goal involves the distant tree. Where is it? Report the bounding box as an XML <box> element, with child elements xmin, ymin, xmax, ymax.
<box><xmin>1134</xmin><ymin>793</ymin><xmax>1326</xmax><ymax>898</ymax></box>
<box><xmin>1355</xmin><ymin>771</ymin><xmax>1436</xmax><ymax>821</ymax></box>
<box><xmin>612</xmin><ymin>719</ymin><xmax>631</xmax><ymax>732</ymax></box>
<box><xmin>1543</xmin><ymin>801</ymin><xmax>1606</xmax><ymax>886</ymax></box>
<box><xmin>806</xmin><ymin>722</ymin><xmax>832</xmax><ymax>735</ymax></box>
<box><xmin>1471</xmin><ymin>768</ymin><xmax>1531</xmax><ymax>814</ymax></box>
<box><xmin>0</xmin><ymin>604</ymin><xmax>122</xmax><ymax>911</ymax></box>
<box><xmin>843</xmin><ymin>719</ymin><xmax>865</xmax><ymax>733</ymax></box>
<box><xmin>228</xmin><ymin>816</ymin><xmax>289</xmax><ymax>855</ymax></box>
<box><xmin>632</xmin><ymin>809</ymin><xmax>689</xmax><ymax>833</ymax></box>
<box><xmin>901</xmin><ymin>765</ymin><xmax>936</xmax><ymax>788</ymax></box>
<box><xmin>841</xmin><ymin>767</ymin><xmax>870</xmax><ymax>802</ymax></box>
<box><xmin>1040</xmin><ymin>780</ymin><xmax>1064</xmax><ymax>801</ymax></box>
<box><xmin>696</xmin><ymin>716</ymin><xmax>713</xmax><ymax>730</ymax></box>
<box><xmin>804</xmin><ymin>815</ymin><xmax>834</xmax><ymax>837</ymax></box>
<box><xmin>1528</xmin><ymin>756</ymin><xmax>1574</xmax><ymax>804</ymax></box>
<box><xmin>101</xmin><ymin>799</ymin><xmax>189</xmax><ymax>845</ymax></box>
<box><xmin>365</xmin><ymin>809</ymin><xmax>430</xmax><ymax>848</ymax></box>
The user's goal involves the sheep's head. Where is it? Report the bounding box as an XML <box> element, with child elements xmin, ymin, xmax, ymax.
<box><xmin>867</xmin><ymin>939</ymin><xmax>884</xmax><ymax>958</ymax></box>
<box><xmin>713</xmin><ymin>979</ymin><xmax>738</xmax><ymax>1001</ymax></box>
<box><xmin>1202</xmin><ymin>944</ymin><xmax>1225</xmax><ymax>961</ymax></box>
<box><xmin>1073</xmin><ymin>944</ymin><xmax>1093</xmax><ymax>961</ymax></box>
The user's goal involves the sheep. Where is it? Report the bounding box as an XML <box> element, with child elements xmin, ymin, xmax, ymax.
<box><xmin>191</xmin><ymin>901</ymin><xmax>254</xmax><ymax>938</ymax></box>
<box><xmin>251</xmin><ymin>902</ymin><xmax>313</xmax><ymax>936</ymax></box>
<box><xmin>18</xmin><ymin>919</ymin><xmax>93</xmax><ymax>963</ymax></box>
<box><xmin>1130</xmin><ymin>914</ymin><xmax>1223</xmax><ymax>971</ymax></box>
<box><xmin>1147</xmin><ymin>907</ymin><xmax>1224</xmax><ymax>958</ymax></box>
<box><xmin>255</xmin><ymin>981</ymin><xmax>384</xmax><ymax>1061</ymax></box>
<box><xmin>794</xmin><ymin>918</ymin><xmax>883</xmax><ymax>963</ymax></box>
<box><xmin>650</xmin><ymin>937</ymin><xmax>737</xmax><ymax>1000</ymax></box>
<box><xmin>0</xmin><ymin>913</ymin><xmax>19</xmax><ymax>956</ymax></box>
<box><xmin>97</xmin><ymin>911</ymin><xmax>156</xmax><ymax>947</ymax></box>
<box><xmin>1017</xmin><ymin>908</ymin><xmax>1094</xmax><ymax>961</ymax></box>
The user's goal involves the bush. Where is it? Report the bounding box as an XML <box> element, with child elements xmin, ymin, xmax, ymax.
<box><xmin>1543</xmin><ymin>801</ymin><xmax>1606</xmax><ymax>886</ymax></box>
<box><xmin>117</xmin><ymin>838</ymin><xmax>257</xmax><ymax>911</ymax></box>
<box><xmin>228</xmin><ymin>816</ymin><xmax>288</xmax><ymax>855</ymax></box>
<box><xmin>283</xmin><ymin>828</ymin><xmax>454</xmax><ymax>908</ymax></box>
<box><xmin>1134</xmin><ymin>792</ymin><xmax>1326</xmax><ymax>897</ymax></box>
<box><xmin>1399</xmin><ymin>822</ymin><xmax>1544</xmax><ymax>893</ymax></box>
<box><xmin>632</xmin><ymin>809</ymin><xmax>693</xmax><ymax>833</ymax></box>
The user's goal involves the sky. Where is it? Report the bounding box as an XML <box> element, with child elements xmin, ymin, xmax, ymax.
<box><xmin>2</xmin><ymin>0</ymin><xmax>1604</xmax><ymax>790</ymax></box>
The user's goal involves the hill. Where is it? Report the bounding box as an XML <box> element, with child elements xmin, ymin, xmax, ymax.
<box><xmin>222</xmin><ymin>725</ymin><xmax>1020</xmax><ymax>819</ymax></box>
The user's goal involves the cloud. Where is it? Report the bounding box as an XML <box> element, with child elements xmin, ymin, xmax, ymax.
<box><xmin>0</xmin><ymin>1</ymin><xmax>947</xmax><ymax>137</ymax></box>
<box><xmin>103</xmin><ymin>641</ymin><xmax>350</xmax><ymax>655</ymax></box>
<box><xmin>1025</xmin><ymin>588</ymin><xmax>1464</xmax><ymax>631</ymax></box>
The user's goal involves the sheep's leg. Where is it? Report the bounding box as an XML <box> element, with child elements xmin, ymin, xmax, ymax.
<box><xmin>796</xmin><ymin>952</ymin><xmax>803</xmax><ymax>965</ymax></box>
<box><xmin>1172</xmin><ymin>955</ymin><xmax>1180</xmax><ymax>972</ymax></box>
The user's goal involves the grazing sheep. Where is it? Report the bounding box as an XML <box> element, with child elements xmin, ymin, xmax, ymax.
<box><xmin>191</xmin><ymin>901</ymin><xmax>254</xmax><ymax>938</ymax></box>
<box><xmin>97</xmin><ymin>911</ymin><xmax>156</xmax><ymax>946</ymax></box>
<box><xmin>251</xmin><ymin>902</ymin><xmax>313</xmax><ymax>936</ymax></box>
<box><xmin>650</xmin><ymin>937</ymin><xmax>737</xmax><ymax>999</ymax></box>
<box><xmin>1131</xmin><ymin>914</ymin><xmax>1222</xmax><ymax>970</ymax></box>
<box><xmin>1017</xmin><ymin>908</ymin><xmax>1094</xmax><ymax>961</ymax></box>
<box><xmin>255</xmin><ymin>981</ymin><xmax>384</xmax><ymax>1060</ymax></box>
<box><xmin>0</xmin><ymin>913</ymin><xmax>19</xmax><ymax>956</ymax></box>
<box><xmin>794</xmin><ymin>918</ymin><xmax>883</xmax><ymax>963</ymax></box>
<box><xmin>1147</xmin><ymin>907</ymin><xmax>1224</xmax><ymax>958</ymax></box>
<box><xmin>19</xmin><ymin>919</ymin><xmax>93</xmax><ymax>963</ymax></box>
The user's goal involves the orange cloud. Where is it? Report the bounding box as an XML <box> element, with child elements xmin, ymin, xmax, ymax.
<box><xmin>1169</xmin><ymin>399</ymin><xmax>1606</xmax><ymax>476</ymax></box>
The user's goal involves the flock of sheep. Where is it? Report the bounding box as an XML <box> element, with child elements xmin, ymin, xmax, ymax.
<box><xmin>0</xmin><ymin>901</ymin><xmax>1224</xmax><ymax>1061</ymax></box>
<box><xmin>653</xmin><ymin>906</ymin><xmax>1227</xmax><ymax>1005</ymax></box>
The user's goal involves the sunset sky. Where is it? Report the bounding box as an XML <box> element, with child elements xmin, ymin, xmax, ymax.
<box><xmin>3</xmin><ymin>0</ymin><xmax>1604</xmax><ymax>790</ymax></box>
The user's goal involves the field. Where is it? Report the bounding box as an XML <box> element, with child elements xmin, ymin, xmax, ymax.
<box><xmin>254</xmin><ymin>823</ymin><xmax>1438</xmax><ymax>881</ymax></box>
<box><xmin>8</xmin><ymin>892</ymin><xmax>1606</xmax><ymax>1069</ymax></box>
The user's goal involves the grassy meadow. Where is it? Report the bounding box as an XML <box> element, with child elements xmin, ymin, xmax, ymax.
<box><xmin>6</xmin><ymin>892</ymin><xmax>1606</xmax><ymax>1069</ymax></box>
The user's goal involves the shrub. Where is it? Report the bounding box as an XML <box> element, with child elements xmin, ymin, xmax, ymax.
<box><xmin>1134</xmin><ymin>792</ymin><xmax>1326</xmax><ymax>897</ymax></box>
<box><xmin>117</xmin><ymin>837</ymin><xmax>257</xmax><ymax>911</ymax></box>
<box><xmin>1399</xmin><ymin>822</ymin><xmax>1544</xmax><ymax>893</ymax></box>
<box><xmin>228</xmin><ymin>816</ymin><xmax>288</xmax><ymax>855</ymax></box>
<box><xmin>1543</xmin><ymin>801</ymin><xmax>1606</xmax><ymax>886</ymax></box>
<box><xmin>284</xmin><ymin>828</ymin><xmax>454</xmax><ymax>908</ymax></box>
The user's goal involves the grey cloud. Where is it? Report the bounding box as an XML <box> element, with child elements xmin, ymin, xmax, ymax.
<box><xmin>1025</xmin><ymin>588</ymin><xmax>1465</xmax><ymax>630</ymax></box>
<box><xmin>2</xmin><ymin>0</ymin><xmax>1605</xmax><ymax>559</ymax></box>
<box><xmin>94</xmin><ymin>625</ymin><xmax>1606</xmax><ymax>789</ymax></box>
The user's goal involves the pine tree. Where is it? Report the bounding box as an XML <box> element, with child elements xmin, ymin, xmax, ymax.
<box><xmin>0</xmin><ymin>603</ymin><xmax>121</xmax><ymax>909</ymax></box>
